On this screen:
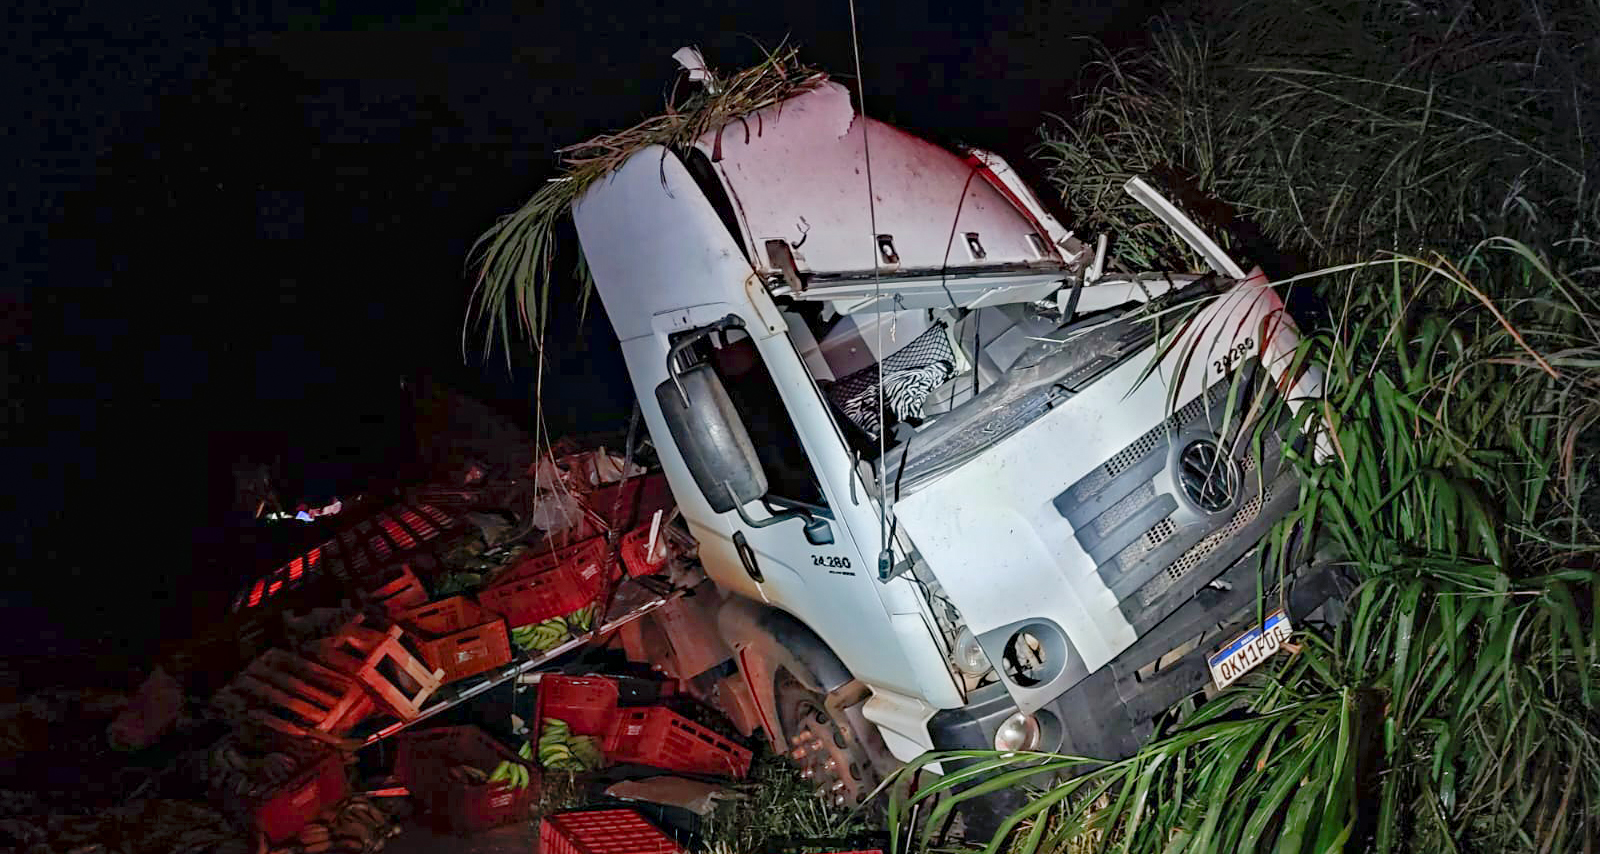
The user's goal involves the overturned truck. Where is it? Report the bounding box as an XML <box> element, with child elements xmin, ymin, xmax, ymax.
<box><xmin>556</xmin><ymin>68</ymin><xmax>1344</xmax><ymax>810</ymax></box>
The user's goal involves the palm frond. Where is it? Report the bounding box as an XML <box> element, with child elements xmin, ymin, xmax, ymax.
<box><xmin>465</xmin><ymin>44</ymin><xmax>826</xmax><ymax>364</ymax></box>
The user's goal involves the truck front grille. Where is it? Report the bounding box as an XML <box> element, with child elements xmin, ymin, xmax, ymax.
<box><xmin>1055</xmin><ymin>366</ymin><xmax>1298</xmax><ymax>628</ymax></box>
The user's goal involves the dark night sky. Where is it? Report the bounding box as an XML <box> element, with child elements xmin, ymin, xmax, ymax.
<box><xmin>4</xmin><ymin>0</ymin><xmax>1161</xmax><ymax>674</ymax></box>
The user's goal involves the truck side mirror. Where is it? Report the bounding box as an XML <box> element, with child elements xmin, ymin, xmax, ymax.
<box><xmin>655</xmin><ymin>364</ymin><xmax>769</xmax><ymax>514</ymax></box>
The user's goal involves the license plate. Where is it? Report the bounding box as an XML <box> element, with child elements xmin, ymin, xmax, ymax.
<box><xmin>1208</xmin><ymin>609</ymin><xmax>1292</xmax><ymax>690</ymax></box>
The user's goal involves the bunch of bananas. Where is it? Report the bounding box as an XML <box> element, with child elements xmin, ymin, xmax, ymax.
<box><xmin>567</xmin><ymin>604</ymin><xmax>598</xmax><ymax>633</ymax></box>
<box><xmin>431</xmin><ymin>572</ymin><xmax>483</xmax><ymax>596</ymax></box>
<box><xmin>508</xmin><ymin>604</ymin><xmax>597</xmax><ymax>654</ymax></box>
<box><xmin>445</xmin><ymin>763</ymin><xmax>489</xmax><ymax>784</ymax></box>
<box><xmin>536</xmin><ymin>718</ymin><xmax>604</xmax><ymax>773</ymax></box>
<box><xmin>276</xmin><ymin>796</ymin><xmax>397</xmax><ymax>854</ymax></box>
<box><xmin>485</xmin><ymin>744</ymin><xmax>534</xmax><ymax>790</ymax></box>
<box><xmin>509</xmin><ymin>618</ymin><xmax>568</xmax><ymax>653</ymax></box>
<box><xmin>206</xmin><ymin>740</ymin><xmax>302</xmax><ymax>799</ymax></box>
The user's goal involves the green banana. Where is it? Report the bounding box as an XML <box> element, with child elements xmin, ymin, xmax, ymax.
<box><xmin>537</xmin><ymin>716</ymin><xmax>605</xmax><ymax>772</ymax></box>
<box><xmin>566</xmin><ymin>604</ymin><xmax>598</xmax><ymax>633</ymax></box>
<box><xmin>570</xmin><ymin>735</ymin><xmax>604</xmax><ymax>769</ymax></box>
<box><xmin>510</xmin><ymin>617</ymin><xmax>571</xmax><ymax>653</ymax></box>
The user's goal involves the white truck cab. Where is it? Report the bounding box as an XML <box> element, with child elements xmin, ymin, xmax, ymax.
<box><xmin>572</xmin><ymin>77</ymin><xmax>1337</xmax><ymax>812</ymax></box>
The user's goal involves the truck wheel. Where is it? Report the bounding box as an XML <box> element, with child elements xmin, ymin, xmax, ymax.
<box><xmin>774</xmin><ymin>669</ymin><xmax>878</xmax><ymax>809</ymax></box>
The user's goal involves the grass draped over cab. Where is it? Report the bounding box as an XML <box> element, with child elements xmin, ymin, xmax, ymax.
<box><xmin>464</xmin><ymin>45</ymin><xmax>826</xmax><ymax>365</ymax></box>
<box><xmin>885</xmin><ymin>1</ymin><xmax>1600</xmax><ymax>852</ymax></box>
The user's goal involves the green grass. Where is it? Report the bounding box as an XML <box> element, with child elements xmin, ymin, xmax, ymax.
<box><xmin>1037</xmin><ymin>0</ymin><xmax>1598</xmax><ymax>275</ymax></box>
<box><xmin>464</xmin><ymin>44</ymin><xmax>825</xmax><ymax>366</ymax></box>
<box><xmin>698</xmin><ymin>752</ymin><xmax>871</xmax><ymax>854</ymax></box>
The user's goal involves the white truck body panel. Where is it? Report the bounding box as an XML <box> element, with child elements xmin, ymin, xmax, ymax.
<box><xmin>571</xmin><ymin>72</ymin><xmax>1321</xmax><ymax>762</ymax></box>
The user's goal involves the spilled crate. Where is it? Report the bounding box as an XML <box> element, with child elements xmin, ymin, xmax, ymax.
<box><xmin>534</xmin><ymin>675</ymin><xmax>620</xmax><ymax>746</ymax></box>
<box><xmin>478</xmin><ymin>538</ymin><xmax>614</xmax><ymax>629</ymax></box>
<box><xmin>395</xmin><ymin>726</ymin><xmax>538</xmax><ymax>834</ymax></box>
<box><xmin>606</xmin><ymin>707</ymin><xmax>751</xmax><ymax>778</ymax></box>
<box><xmin>311</xmin><ymin>618</ymin><xmax>443</xmax><ymax>720</ymax></box>
<box><xmin>226</xmin><ymin>752</ymin><xmax>348</xmax><ymax>843</ymax></box>
<box><xmin>619</xmin><ymin>524</ymin><xmax>669</xmax><ymax>577</ymax></box>
<box><xmin>541</xmin><ymin>809</ymin><xmax>682</xmax><ymax>854</ymax></box>
<box><xmin>396</xmin><ymin>596</ymin><xmax>511</xmax><ymax>684</ymax></box>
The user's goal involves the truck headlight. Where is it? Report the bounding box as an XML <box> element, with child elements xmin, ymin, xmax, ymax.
<box><xmin>994</xmin><ymin>712</ymin><xmax>1041</xmax><ymax>752</ymax></box>
<box><xmin>953</xmin><ymin>627</ymin><xmax>991</xmax><ymax>676</ymax></box>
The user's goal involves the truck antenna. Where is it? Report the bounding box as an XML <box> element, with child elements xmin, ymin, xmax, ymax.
<box><xmin>846</xmin><ymin>0</ymin><xmax>893</xmax><ymax>573</ymax></box>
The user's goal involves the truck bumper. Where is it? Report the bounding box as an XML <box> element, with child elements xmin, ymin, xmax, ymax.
<box><xmin>927</xmin><ymin>548</ymin><xmax>1350</xmax><ymax>760</ymax></box>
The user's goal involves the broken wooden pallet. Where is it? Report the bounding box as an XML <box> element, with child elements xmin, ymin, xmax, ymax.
<box><xmin>312</xmin><ymin>617</ymin><xmax>444</xmax><ymax>721</ymax></box>
<box><xmin>212</xmin><ymin>649</ymin><xmax>374</xmax><ymax>740</ymax></box>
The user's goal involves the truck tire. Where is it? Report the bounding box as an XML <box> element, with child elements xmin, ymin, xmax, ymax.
<box><xmin>773</xmin><ymin>668</ymin><xmax>879</xmax><ymax>808</ymax></box>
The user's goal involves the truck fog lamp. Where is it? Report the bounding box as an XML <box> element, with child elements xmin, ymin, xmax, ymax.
<box><xmin>994</xmin><ymin>712</ymin><xmax>1041</xmax><ymax>752</ymax></box>
<box><xmin>954</xmin><ymin>628</ymin><xmax>991</xmax><ymax>676</ymax></box>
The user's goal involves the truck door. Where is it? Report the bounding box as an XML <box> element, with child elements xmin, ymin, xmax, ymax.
<box><xmin>667</xmin><ymin>316</ymin><xmax>865</xmax><ymax>597</ymax></box>
<box><xmin>650</xmin><ymin>309</ymin><xmax>958</xmax><ymax>707</ymax></box>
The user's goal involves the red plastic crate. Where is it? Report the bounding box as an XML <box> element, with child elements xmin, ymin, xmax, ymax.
<box><xmin>619</xmin><ymin>524</ymin><xmax>669</xmax><ymax>578</ymax></box>
<box><xmin>605</xmin><ymin>707</ymin><xmax>752</xmax><ymax>778</ymax></box>
<box><xmin>541</xmin><ymin>809</ymin><xmax>682</xmax><ymax>854</ymax></box>
<box><xmin>395</xmin><ymin>726</ymin><xmax>538</xmax><ymax>834</ymax></box>
<box><xmin>532</xmin><ymin>675</ymin><xmax>620</xmax><ymax>750</ymax></box>
<box><xmin>396</xmin><ymin>596</ymin><xmax>512</xmax><ymax>684</ymax></box>
<box><xmin>235</xmin><ymin>752</ymin><xmax>348</xmax><ymax>843</ymax></box>
<box><xmin>360</xmin><ymin>563</ymin><xmax>429</xmax><ymax>616</ymax></box>
<box><xmin>586</xmin><ymin>474</ymin><xmax>676</xmax><ymax>529</ymax></box>
<box><xmin>496</xmin><ymin>536</ymin><xmax>615</xmax><ymax>587</ymax></box>
<box><xmin>478</xmin><ymin>540</ymin><xmax>612</xmax><ymax>629</ymax></box>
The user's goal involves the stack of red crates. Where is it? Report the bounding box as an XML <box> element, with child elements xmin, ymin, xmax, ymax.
<box><xmin>532</xmin><ymin>675</ymin><xmax>750</xmax><ymax>778</ymax></box>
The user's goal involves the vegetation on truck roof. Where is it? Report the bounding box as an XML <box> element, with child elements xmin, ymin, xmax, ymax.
<box><xmin>465</xmin><ymin>44</ymin><xmax>826</xmax><ymax>365</ymax></box>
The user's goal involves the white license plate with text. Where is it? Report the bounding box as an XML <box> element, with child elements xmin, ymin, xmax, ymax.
<box><xmin>1208</xmin><ymin>609</ymin><xmax>1292</xmax><ymax>690</ymax></box>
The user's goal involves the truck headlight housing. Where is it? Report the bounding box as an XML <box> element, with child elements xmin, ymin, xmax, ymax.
<box><xmin>953</xmin><ymin>627</ymin><xmax>992</xmax><ymax>676</ymax></box>
<box><xmin>994</xmin><ymin>712</ymin><xmax>1041</xmax><ymax>752</ymax></box>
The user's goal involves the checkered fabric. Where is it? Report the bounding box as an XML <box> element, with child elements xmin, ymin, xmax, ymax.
<box><xmin>829</xmin><ymin>321</ymin><xmax>956</xmax><ymax>439</ymax></box>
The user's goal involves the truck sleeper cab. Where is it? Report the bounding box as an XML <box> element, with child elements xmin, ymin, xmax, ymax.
<box><xmin>572</xmin><ymin>78</ymin><xmax>1337</xmax><ymax>810</ymax></box>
